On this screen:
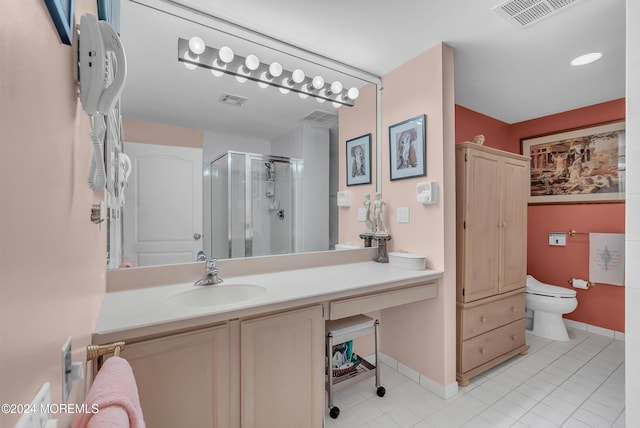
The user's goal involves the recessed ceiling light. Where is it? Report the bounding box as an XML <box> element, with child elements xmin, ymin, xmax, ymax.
<box><xmin>570</xmin><ymin>52</ymin><xmax>603</xmax><ymax>66</ymax></box>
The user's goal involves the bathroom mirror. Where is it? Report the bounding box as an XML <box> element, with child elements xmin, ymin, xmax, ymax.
<box><xmin>109</xmin><ymin>0</ymin><xmax>380</xmax><ymax>268</ymax></box>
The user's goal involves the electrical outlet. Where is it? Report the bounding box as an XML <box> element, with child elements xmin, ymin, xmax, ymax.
<box><xmin>14</xmin><ymin>383</ymin><xmax>52</xmax><ymax>428</ymax></box>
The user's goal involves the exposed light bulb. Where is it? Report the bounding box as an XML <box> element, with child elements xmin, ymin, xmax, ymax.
<box><xmin>269</xmin><ymin>62</ymin><xmax>283</xmax><ymax>78</ymax></box>
<box><xmin>218</xmin><ymin>46</ymin><xmax>234</xmax><ymax>64</ymax></box>
<box><xmin>570</xmin><ymin>52</ymin><xmax>602</xmax><ymax>66</ymax></box>
<box><xmin>312</xmin><ymin>75</ymin><xmax>325</xmax><ymax>90</ymax></box>
<box><xmin>245</xmin><ymin>54</ymin><xmax>260</xmax><ymax>71</ymax></box>
<box><xmin>183</xmin><ymin>50</ymin><xmax>198</xmax><ymax>70</ymax></box>
<box><xmin>258</xmin><ymin>62</ymin><xmax>283</xmax><ymax>89</ymax></box>
<box><xmin>188</xmin><ymin>36</ymin><xmax>205</xmax><ymax>55</ymax></box>
<box><xmin>332</xmin><ymin>101</ymin><xmax>342</xmax><ymax>108</ymax></box>
<box><xmin>330</xmin><ymin>81</ymin><xmax>343</xmax><ymax>95</ymax></box>
<box><xmin>291</xmin><ymin>69</ymin><xmax>305</xmax><ymax>84</ymax></box>
<box><xmin>347</xmin><ymin>87</ymin><xmax>359</xmax><ymax>100</ymax></box>
<box><xmin>212</xmin><ymin>46</ymin><xmax>233</xmax><ymax>77</ymax></box>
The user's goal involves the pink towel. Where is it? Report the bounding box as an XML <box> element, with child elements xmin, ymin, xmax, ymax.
<box><xmin>72</xmin><ymin>356</ymin><xmax>145</xmax><ymax>428</ymax></box>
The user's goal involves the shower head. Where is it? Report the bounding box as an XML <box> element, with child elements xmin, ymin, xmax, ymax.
<box><xmin>265</xmin><ymin>161</ymin><xmax>275</xmax><ymax>181</ymax></box>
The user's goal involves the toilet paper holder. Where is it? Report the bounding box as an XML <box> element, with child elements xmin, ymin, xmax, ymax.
<box><xmin>568</xmin><ymin>278</ymin><xmax>595</xmax><ymax>288</ymax></box>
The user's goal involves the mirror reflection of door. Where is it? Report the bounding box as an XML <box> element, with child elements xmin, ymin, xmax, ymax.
<box><xmin>123</xmin><ymin>142</ymin><xmax>203</xmax><ymax>267</ymax></box>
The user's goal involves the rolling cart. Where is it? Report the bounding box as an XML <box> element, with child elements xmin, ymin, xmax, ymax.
<box><xmin>326</xmin><ymin>314</ymin><xmax>385</xmax><ymax>419</ymax></box>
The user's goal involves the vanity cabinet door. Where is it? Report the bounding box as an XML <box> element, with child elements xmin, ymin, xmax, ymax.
<box><xmin>121</xmin><ymin>325</ymin><xmax>229</xmax><ymax>428</ymax></box>
<box><xmin>240</xmin><ymin>305</ymin><xmax>324</xmax><ymax>428</ymax></box>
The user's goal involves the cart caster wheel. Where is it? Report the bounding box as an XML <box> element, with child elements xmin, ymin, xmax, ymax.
<box><xmin>329</xmin><ymin>406</ymin><xmax>340</xmax><ymax>419</ymax></box>
<box><xmin>376</xmin><ymin>386</ymin><xmax>386</xmax><ymax>397</ymax></box>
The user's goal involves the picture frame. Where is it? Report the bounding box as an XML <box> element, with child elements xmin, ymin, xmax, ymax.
<box><xmin>44</xmin><ymin>0</ymin><xmax>75</xmax><ymax>45</ymax></box>
<box><xmin>97</xmin><ymin>0</ymin><xmax>121</xmax><ymax>32</ymax></box>
<box><xmin>346</xmin><ymin>134</ymin><xmax>372</xmax><ymax>186</ymax></box>
<box><xmin>389</xmin><ymin>114</ymin><xmax>426</xmax><ymax>181</ymax></box>
<box><xmin>521</xmin><ymin>120</ymin><xmax>625</xmax><ymax>204</ymax></box>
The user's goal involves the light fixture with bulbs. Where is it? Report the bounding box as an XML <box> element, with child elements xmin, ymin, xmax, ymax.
<box><xmin>178</xmin><ymin>37</ymin><xmax>359</xmax><ymax>107</ymax></box>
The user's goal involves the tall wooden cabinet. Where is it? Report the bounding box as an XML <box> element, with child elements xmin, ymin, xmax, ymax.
<box><xmin>455</xmin><ymin>142</ymin><xmax>530</xmax><ymax>386</ymax></box>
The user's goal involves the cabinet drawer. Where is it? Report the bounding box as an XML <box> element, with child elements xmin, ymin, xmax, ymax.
<box><xmin>329</xmin><ymin>282</ymin><xmax>437</xmax><ymax>320</ymax></box>
<box><xmin>460</xmin><ymin>318</ymin><xmax>526</xmax><ymax>373</ymax></box>
<box><xmin>460</xmin><ymin>293</ymin><xmax>524</xmax><ymax>340</ymax></box>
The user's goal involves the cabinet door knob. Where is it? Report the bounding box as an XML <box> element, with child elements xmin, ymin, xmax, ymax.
<box><xmin>511</xmin><ymin>306</ymin><xmax>516</xmax><ymax>313</ymax></box>
<box><xmin>480</xmin><ymin>348</ymin><xmax>485</xmax><ymax>354</ymax></box>
<box><xmin>480</xmin><ymin>316</ymin><xmax>486</xmax><ymax>323</ymax></box>
<box><xmin>511</xmin><ymin>335</ymin><xmax>517</xmax><ymax>340</ymax></box>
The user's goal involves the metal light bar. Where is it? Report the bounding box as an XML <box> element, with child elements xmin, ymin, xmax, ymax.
<box><xmin>177</xmin><ymin>38</ymin><xmax>357</xmax><ymax>107</ymax></box>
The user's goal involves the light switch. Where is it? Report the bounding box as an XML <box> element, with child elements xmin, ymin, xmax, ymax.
<box><xmin>397</xmin><ymin>207</ymin><xmax>410</xmax><ymax>223</ymax></box>
<box><xmin>357</xmin><ymin>208</ymin><xmax>366</xmax><ymax>222</ymax></box>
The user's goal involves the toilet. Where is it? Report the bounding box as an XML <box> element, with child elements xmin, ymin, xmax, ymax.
<box><xmin>525</xmin><ymin>275</ymin><xmax>578</xmax><ymax>341</ymax></box>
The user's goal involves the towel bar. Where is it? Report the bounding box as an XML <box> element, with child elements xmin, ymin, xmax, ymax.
<box><xmin>86</xmin><ymin>341</ymin><xmax>125</xmax><ymax>370</ymax></box>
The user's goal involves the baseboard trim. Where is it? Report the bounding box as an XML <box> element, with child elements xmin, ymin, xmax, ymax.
<box><xmin>562</xmin><ymin>319</ymin><xmax>625</xmax><ymax>341</ymax></box>
<box><xmin>378</xmin><ymin>352</ymin><xmax>458</xmax><ymax>399</ymax></box>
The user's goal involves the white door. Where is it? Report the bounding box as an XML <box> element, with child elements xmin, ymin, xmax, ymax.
<box><xmin>123</xmin><ymin>142</ymin><xmax>203</xmax><ymax>267</ymax></box>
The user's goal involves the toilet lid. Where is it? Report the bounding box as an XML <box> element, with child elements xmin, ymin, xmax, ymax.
<box><xmin>526</xmin><ymin>275</ymin><xmax>576</xmax><ymax>297</ymax></box>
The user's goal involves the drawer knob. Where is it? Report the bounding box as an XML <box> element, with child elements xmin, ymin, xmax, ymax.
<box><xmin>511</xmin><ymin>306</ymin><xmax>516</xmax><ymax>313</ymax></box>
<box><xmin>480</xmin><ymin>348</ymin><xmax>486</xmax><ymax>354</ymax></box>
<box><xmin>511</xmin><ymin>335</ymin><xmax>517</xmax><ymax>340</ymax></box>
<box><xmin>480</xmin><ymin>316</ymin><xmax>486</xmax><ymax>323</ymax></box>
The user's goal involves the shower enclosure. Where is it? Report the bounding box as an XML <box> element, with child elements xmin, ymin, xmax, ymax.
<box><xmin>207</xmin><ymin>151</ymin><xmax>303</xmax><ymax>259</ymax></box>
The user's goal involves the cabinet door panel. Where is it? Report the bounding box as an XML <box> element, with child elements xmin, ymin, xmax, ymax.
<box><xmin>463</xmin><ymin>150</ymin><xmax>501</xmax><ymax>302</ymax></box>
<box><xmin>121</xmin><ymin>326</ymin><xmax>229</xmax><ymax>428</ymax></box>
<box><xmin>501</xmin><ymin>159</ymin><xmax>528</xmax><ymax>293</ymax></box>
<box><xmin>241</xmin><ymin>305</ymin><xmax>324</xmax><ymax>428</ymax></box>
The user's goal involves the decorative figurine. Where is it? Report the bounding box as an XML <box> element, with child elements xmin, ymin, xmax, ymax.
<box><xmin>473</xmin><ymin>134</ymin><xmax>485</xmax><ymax>145</ymax></box>
<box><xmin>373</xmin><ymin>192</ymin><xmax>388</xmax><ymax>236</ymax></box>
<box><xmin>364</xmin><ymin>193</ymin><xmax>373</xmax><ymax>234</ymax></box>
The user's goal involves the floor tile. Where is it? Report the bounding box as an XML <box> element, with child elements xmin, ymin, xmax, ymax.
<box><xmin>326</xmin><ymin>330</ymin><xmax>625</xmax><ymax>428</ymax></box>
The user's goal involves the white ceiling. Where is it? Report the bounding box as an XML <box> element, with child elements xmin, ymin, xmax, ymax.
<box><xmin>119</xmin><ymin>0</ymin><xmax>625</xmax><ymax>139</ymax></box>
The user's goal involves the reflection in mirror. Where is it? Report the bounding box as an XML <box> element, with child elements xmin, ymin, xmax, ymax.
<box><xmin>108</xmin><ymin>0</ymin><xmax>380</xmax><ymax>269</ymax></box>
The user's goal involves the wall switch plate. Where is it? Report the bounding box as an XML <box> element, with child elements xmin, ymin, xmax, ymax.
<box><xmin>62</xmin><ymin>337</ymin><xmax>72</xmax><ymax>403</ymax></box>
<box><xmin>549</xmin><ymin>232</ymin><xmax>567</xmax><ymax>246</ymax></box>
<box><xmin>357</xmin><ymin>207</ymin><xmax>366</xmax><ymax>222</ymax></box>
<box><xmin>336</xmin><ymin>191</ymin><xmax>351</xmax><ymax>207</ymax></box>
<box><xmin>397</xmin><ymin>207</ymin><xmax>410</xmax><ymax>223</ymax></box>
<box><xmin>14</xmin><ymin>383</ymin><xmax>52</xmax><ymax>428</ymax></box>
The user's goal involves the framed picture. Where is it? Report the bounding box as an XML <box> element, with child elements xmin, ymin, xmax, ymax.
<box><xmin>521</xmin><ymin>120</ymin><xmax>625</xmax><ymax>204</ymax></box>
<box><xmin>97</xmin><ymin>0</ymin><xmax>121</xmax><ymax>32</ymax></box>
<box><xmin>389</xmin><ymin>114</ymin><xmax>426</xmax><ymax>181</ymax></box>
<box><xmin>44</xmin><ymin>0</ymin><xmax>75</xmax><ymax>45</ymax></box>
<box><xmin>346</xmin><ymin>134</ymin><xmax>372</xmax><ymax>186</ymax></box>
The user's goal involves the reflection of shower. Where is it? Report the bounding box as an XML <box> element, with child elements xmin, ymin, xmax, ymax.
<box><xmin>209</xmin><ymin>151</ymin><xmax>303</xmax><ymax>259</ymax></box>
<box><xmin>265</xmin><ymin>161</ymin><xmax>279</xmax><ymax>210</ymax></box>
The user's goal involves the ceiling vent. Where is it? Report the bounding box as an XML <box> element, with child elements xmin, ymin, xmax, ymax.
<box><xmin>218</xmin><ymin>93</ymin><xmax>249</xmax><ymax>107</ymax></box>
<box><xmin>492</xmin><ymin>0</ymin><xmax>584</xmax><ymax>28</ymax></box>
<box><xmin>302</xmin><ymin>110</ymin><xmax>337</xmax><ymax>125</ymax></box>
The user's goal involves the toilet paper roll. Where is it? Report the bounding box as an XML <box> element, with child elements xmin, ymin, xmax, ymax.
<box><xmin>572</xmin><ymin>278</ymin><xmax>589</xmax><ymax>289</ymax></box>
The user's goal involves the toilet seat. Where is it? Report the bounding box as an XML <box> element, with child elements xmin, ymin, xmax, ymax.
<box><xmin>526</xmin><ymin>275</ymin><xmax>576</xmax><ymax>298</ymax></box>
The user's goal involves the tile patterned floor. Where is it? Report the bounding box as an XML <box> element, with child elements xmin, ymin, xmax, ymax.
<box><xmin>325</xmin><ymin>328</ymin><xmax>625</xmax><ymax>427</ymax></box>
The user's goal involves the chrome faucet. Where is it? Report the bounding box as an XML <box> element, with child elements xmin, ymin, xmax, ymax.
<box><xmin>194</xmin><ymin>258</ymin><xmax>224</xmax><ymax>286</ymax></box>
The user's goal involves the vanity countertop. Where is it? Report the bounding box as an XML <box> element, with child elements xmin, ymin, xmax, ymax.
<box><xmin>95</xmin><ymin>261</ymin><xmax>443</xmax><ymax>343</ymax></box>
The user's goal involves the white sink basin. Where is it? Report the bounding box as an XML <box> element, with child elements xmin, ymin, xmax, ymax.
<box><xmin>168</xmin><ymin>284</ymin><xmax>266</xmax><ymax>308</ymax></box>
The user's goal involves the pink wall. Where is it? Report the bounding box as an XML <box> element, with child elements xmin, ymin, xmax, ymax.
<box><xmin>123</xmin><ymin>117</ymin><xmax>204</xmax><ymax>148</ymax></box>
<box><xmin>455</xmin><ymin>105</ymin><xmax>510</xmax><ymax>151</ymax></box>
<box><xmin>340</xmin><ymin>44</ymin><xmax>457</xmax><ymax>388</ymax></box>
<box><xmin>0</xmin><ymin>3</ymin><xmax>106</xmax><ymax>427</ymax></box>
<box><xmin>510</xmin><ymin>99</ymin><xmax>626</xmax><ymax>332</ymax></box>
<box><xmin>338</xmin><ymin>83</ymin><xmax>378</xmax><ymax>245</ymax></box>
<box><xmin>456</xmin><ymin>99</ymin><xmax>626</xmax><ymax>332</ymax></box>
